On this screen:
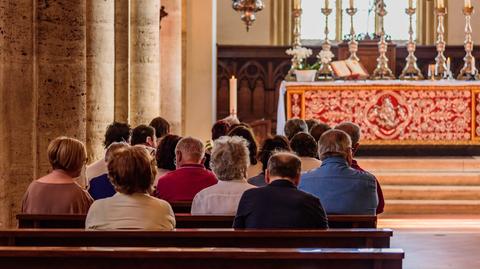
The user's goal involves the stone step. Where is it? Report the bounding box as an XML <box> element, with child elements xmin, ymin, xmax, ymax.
<box><xmin>356</xmin><ymin>157</ymin><xmax>480</xmax><ymax>172</ymax></box>
<box><xmin>384</xmin><ymin>200</ymin><xmax>480</xmax><ymax>214</ymax></box>
<box><xmin>382</xmin><ymin>185</ymin><xmax>480</xmax><ymax>200</ymax></box>
<box><xmin>376</xmin><ymin>172</ymin><xmax>480</xmax><ymax>186</ymax></box>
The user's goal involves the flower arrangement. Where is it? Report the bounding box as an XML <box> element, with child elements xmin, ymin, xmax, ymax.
<box><xmin>285</xmin><ymin>47</ymin><xmax>313</xmax><ymax>60</ymax></box>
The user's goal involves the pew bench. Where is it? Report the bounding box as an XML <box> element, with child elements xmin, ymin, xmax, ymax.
<box><xmin>17</xmin><ymin>214</ymin><xmax>377</xmax><ymax>229</ymax></box>
<box><xmin>0</xmin><ymin>228</ymin><xmax>392</xmax><ymax>248</ymax></box>
<box><xmin>0</xmin><ymin>246</ymin><xmax>405</xmax><ymax>269</ymax></box>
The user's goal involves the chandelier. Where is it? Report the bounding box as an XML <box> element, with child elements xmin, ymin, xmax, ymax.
<box><xmin>232</xmin><ymin>0</ymin><xmax>265</xmax><ymax>31</ymax></box>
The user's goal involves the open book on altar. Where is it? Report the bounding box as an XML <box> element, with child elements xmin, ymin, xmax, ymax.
<box><xmin>331</xmin><ymin>60</ymin><xmax>369</xmax><ymax>80</ymax></box>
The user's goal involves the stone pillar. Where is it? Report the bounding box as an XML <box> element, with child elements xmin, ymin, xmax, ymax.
<box><xmin>161</xmin><ymin>0</ymin><xmax>183</xmax><ymax>134</ymax></box>
<box><xmin>86</xmin><ymin>0</ymin><xmax>115</xmax><ymax>163</ymax></box>
<box><xmin>130</xmin><ymin>0</ymin><xmax>161</xmax><ymax>126</ymax></box>
<box><xmin>114</xmin><ymin>0</ymin><xmax>130</xmax><ymax>122</ymax></box>
<box><xmin>0</xmin><ymin>1</ymin><xmax>36</xmax><ymax>228</ymax></box>
<box><xmin>36</xmin><ymin>0</ymin><xmax>87</xmax><ymax>175</ymax></box>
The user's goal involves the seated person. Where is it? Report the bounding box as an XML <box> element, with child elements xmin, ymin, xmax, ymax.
<box><xmin>85</xmin><ymin>146</ymin><xmax>175</xmax><ymax>230</ymax></box>
<box><xmin>131</xmin><ymin>124</ymin><xmax>157</xmax><ymax>156</ymax></box>
<box><xmin>290</xmin><ymin>132</ymin><xmax>321</xmax><ymax>172</ymax></box>
<box><xmin>154</xmin><ymin>134</ymin><xmax>182</xmax><ymax>187</ymax></box>
<box><xmin>335</xmin><ymin>122</ymin><xmax>385</xmax><ymax>214</ymax></box>
<box><xmin>234</xmin><ymin>152</ymin><xmax>328</xmax><ymax>229</ymax></box>
<box><xmin>155</xmin><ymin>137</ymin><xmax>217</xmax><ymax>202</ymax></box>
<box><xmin>248</xmin><ymin>135</ymin><xmax>291</xmax><ymax>187</ymax></box>
<box><xmin>191</xmin><ymin>136</ymin><xmax>255</xmax><ymax>215</ymax></box>
<box><xmin>227</xmin><ymin>126</ymin><xmax>261</xmax><ymax>178</ymax></box>
<box><xmin>149</xmin><ymin>116</ymin><xmax>171</xmax><ymax>145</ymax></box>
<box><xmin>309</xmin><ymin>122</ymin><xmax>331</xmax><ymax>142</ymax></box>
<box><xmin>88</xmin><ymin>142</ymin><xmax>129</xmax><ymax>200</ymax></box>
<box><xmin>86</xmin><ymin>122</ymin><xmax>130</xmax><ymax>187</ymax></box>
<box><xmin>204</xmin><ymin>120</ymin><xmax>231</xmax><ymax>170</ymax></box>
<box><xmin>22</xmin><ymin>137</ymin><xmax>93</xmax><ymax>214</ymax></box>
<box><xmin>300</xmin><ymin>130</ymin><xmax>378</xmax><ymax>215</ymax></box>
<box><xmin>284</xmin><ymin>118</ymin><xmax>308</xmax><ymax>140</ymax></box>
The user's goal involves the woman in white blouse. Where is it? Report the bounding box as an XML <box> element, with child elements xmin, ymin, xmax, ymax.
<box><xmin>191</xmin><ymin>136</ymin><xmax>255</xmax><ymax>215</ymax></box>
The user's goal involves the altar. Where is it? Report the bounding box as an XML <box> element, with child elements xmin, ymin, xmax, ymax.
<box><xmin>277</xmin><ymin>81</ymin><xmax>480</xmax><ymax>145</ymax></box>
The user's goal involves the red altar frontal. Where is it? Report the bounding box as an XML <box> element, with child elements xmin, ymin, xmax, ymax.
<box><xmin>278</xmin><ymin>81</ymin><xmax>480</xmax><ymax>145</ymax></box>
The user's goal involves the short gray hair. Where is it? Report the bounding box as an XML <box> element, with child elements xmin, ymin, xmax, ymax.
<box><xmin>210</xmin><ymin>136</ymin><xmax>250</xmax><ymax>181</ymax></box>
<box><xmin>175</xmin><ymin>136</ymin><xmax>205</xmax><ymax>162</ymax></box>
<box><xmin>284</xmin><ymin>119</ymin><xmax>308</xmax><ymax>140</ymax></box>
<box><xmin>318</xmin><ymin>129</ymin><xmax>352</xmax><ymax>161</ymax></box>
<box><xmin>335</xmin><ymin>122</ymin><xmax>361</xmax><ymax>145</ymax></box>
<box><xmin>268</xmin><ymin>152</ymin><xmax>301</xmax><ymax>180</ymax></box>
<box><xmin>105</xmin><ymin>142</ymin><xmax>130</xmax><ymax>162</ymax></box>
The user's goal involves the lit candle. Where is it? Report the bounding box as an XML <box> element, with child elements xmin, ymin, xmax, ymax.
<box><xmin>437</xmin><ymin>0</ymin><xmax>444</xmax><ymax>9</ymax></box>
<box><xmin>447</xmin><ymin>57</ymin><xmax>451</xmax><ymax>71</ymax></box>
<box><xmin>465</xmin><ymin>0</ymin><xmax>472</xmax><ymax>8</ymax></box>
<box><xmin>229</xmin><ymin>76</ymin><xmax>238</xmax><ymax>115</ymax></box>
<box><xmin>294</xmin><ymin>0</ymin><xmax>302</xmax><ymax>10</ymax></box>
<box><xmin>408</xmin><ymin>0</ymin><xmax>413</xmax><ymax>9</ymax></box>
<box><xmin>324</xmin><ymin>0</ymin><xmax>329</xmax><ymax>9</ymax></box>
<box><xmin>350</xmin><ymin>0</ymin><xmax>354</xmax><ymax>9</ymax></box>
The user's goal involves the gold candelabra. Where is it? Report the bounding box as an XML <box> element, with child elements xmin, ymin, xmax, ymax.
<box><xmin>346</xmin><ymin>7</ymin><xmax>359</xmax><ymax>62</ymax></box>
<box><xmin>434</xmin><ymin>7</ymin><xmax>449</xmax><ymax>80</ymax></box>
<box><xmin>317</xmin><ymin>7</ymin><xmax>335</xmax><ymax>81</ymax></box>
<box><xmin>400</xmin><ymin>7</ymin><xmax>424</xmax><ymax>80</ymax></box>
<box><xmin>371</xmin><ymin>1</ymin><xmax>395</xmax><ymax>80</ymax></box>
<box><xmin>458</xmin><ymin>6</ymin><xmax>480</xmax><ymax>80</ymax></box>
<box><xmin>285</xmin><ymin>6</ymin><xmax>303</xmax><ymax>81</ymax></box>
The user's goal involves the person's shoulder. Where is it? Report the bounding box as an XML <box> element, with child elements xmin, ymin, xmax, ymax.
<box><xmin>143</xmin><ymin>194</ymin><xmax>172</xmax><ymax>208</ymax></box>
<box><xmin>349</xmin><ymin>168</ymin><xmax>377</xmax><ymax>181</ymax></box>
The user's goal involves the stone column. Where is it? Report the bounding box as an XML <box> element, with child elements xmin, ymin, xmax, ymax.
<box><xmin>114</xmin><ymin>0</ymin><xmax>130</xmax><ymax>122</ymax></box>
<box><xmin>0</xmin><ymin>1</ymin><xmax>36</xmax><ymax>228</ymax></box>
<box><xmin>36</xmin><ymin>0</ymin><xmax>87</xmax><ymax>175</ymax></box>
<box><xmin>130</xmin><ymin>0</ymin><xmax>161</xmax><ymax>126</ymax></box>
<box><xmin>86</xmin><ymin>0</ymin><xmax>115</xmax><ymax>163</ymax></box>
<box><xmin>161</xmin><ymin>0</ymin><xmax>182</xmax><ymax>134</ymax></box>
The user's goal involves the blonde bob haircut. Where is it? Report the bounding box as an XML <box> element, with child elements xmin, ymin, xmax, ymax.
<box><xmin>47</xmin><ymin>136</ymin><xmax>87</xmax><ymax>173</ymax></box>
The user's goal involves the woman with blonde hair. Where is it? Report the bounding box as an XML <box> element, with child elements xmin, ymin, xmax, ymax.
<box><xmin>22</xmin><ymin>136</ymin><xmax>93</xmax><ymax>214</ymax></box>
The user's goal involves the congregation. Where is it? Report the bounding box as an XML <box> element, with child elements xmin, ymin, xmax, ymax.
<box><xmin>20</xmin><ymin>116</ymin><xmax>385</xmax><ymax>230</ymax></box>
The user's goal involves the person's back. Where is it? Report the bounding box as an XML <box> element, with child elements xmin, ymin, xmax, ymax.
<box><xmin>88</xmin><ymin>174</ymin><xmax>116</xmax><ymax>200</ymax></box>
<box><xmin>234</xmin><ymin>152</ymin><xmax>328</xmax><ymax>229</ymax></box>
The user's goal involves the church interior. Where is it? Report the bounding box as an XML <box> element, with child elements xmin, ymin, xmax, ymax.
<box><xmin>1</xmin><ymin>0</ymin><xmax>480</xmax><ymax>268</ymax></box>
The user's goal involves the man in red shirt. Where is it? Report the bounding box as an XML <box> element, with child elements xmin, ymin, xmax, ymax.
<box><xmin>335</xmin><ymin>122</ymin><xmax>385</xmax><ymax>214</ymax></box>
<box><xmin>155</xmin><ymin>136</ymin><xmax>217</xmax><ymax>203</ymax></box>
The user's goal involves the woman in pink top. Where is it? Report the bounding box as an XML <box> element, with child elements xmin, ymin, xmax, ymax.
<box><xmin>22</xmin><ymin>137</ymin><xmax>93</xmax><ymax>214</ymax></box>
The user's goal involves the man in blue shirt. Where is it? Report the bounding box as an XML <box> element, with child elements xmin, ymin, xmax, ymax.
<box><xmin>299</xmin><ymin>129</ymin><xmax>378</xmax><ymax>215</ymax></box>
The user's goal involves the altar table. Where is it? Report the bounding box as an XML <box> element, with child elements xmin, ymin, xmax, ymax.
<box><xmin>277</xmin><ymin>81</ymin><xmax>480</xmax><ymax>145</ymax></box>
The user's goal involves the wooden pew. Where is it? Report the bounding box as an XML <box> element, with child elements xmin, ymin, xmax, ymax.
<box><xmin>0</xmin><ymin>246</ymin><xmax>405</xmax><ymax>269</ymax></box>
<box><xmin>169</xmin><ymin>201</ymin><xmax>193</xmax><ymax>213</ymax></box>
<box><xmin>17</xmin><ymin>214</ymin><xmax>377</xmax><ymax>229</ymax></box>
<box><xmin>0</xmin><ymin>228</ymin><xmax>392</xmax><ymax>248</ymax></box>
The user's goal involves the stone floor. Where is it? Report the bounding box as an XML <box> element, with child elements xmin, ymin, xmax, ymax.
<box><xmin>378</xmin><ymin>215</ymin><xmax>480</xmax><ymax>269</ymax></box>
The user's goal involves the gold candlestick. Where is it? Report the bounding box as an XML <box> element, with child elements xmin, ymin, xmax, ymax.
<box><xmin>286</xmin><ymin>6</ymin><xmax>303</xmax><ymax>81</ymax></box>
<box><xmin>400</xmin><ymin>7</ymin><xmax>424</xmax><ymax>80</ymax></box>
<box><xmin>434</xmin><ymin>7</ymin><xmax>449</xmax><ymax>80</ymax></box>
<box><xmin>371</xmin><ymin>0</ymin><xmax>395</xmax><ymax>80</ymax></box>
<box><xmin>346</xmin><ymin>7</ymin><xmax>359</xmax><ymax>62</ymax></box>
<box><xmin>458</xmin><ymin>6</ymin><xmax>480</xmax><ymax>80</ymax></box>
<box><xmin>317</xmin><ymin>7</ymin><xmax>335</xmax><ymax>81</ymax></box>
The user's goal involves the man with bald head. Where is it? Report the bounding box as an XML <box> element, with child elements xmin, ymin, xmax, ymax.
<box><xmin>300</xmin><ymin>129</ymin><xmax>378</xmax><ymax>215</ymax></box>
<box><xmin>335</xmin><ymin>122</ymin><xmax>385</xmax><ymax>214</ymax></box>
<box><xmin>234</xmin><ymin>152</ymin><xmax>328</xmax><ymax>229</ymax></box>
<box><xmin>155</xmin><ymin>137</ymin><xmax>217</xmax><ymax>202</ymax></box>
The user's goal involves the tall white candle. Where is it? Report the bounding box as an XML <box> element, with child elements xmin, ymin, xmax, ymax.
<box><xmin>465</xmin><ymin>0</ymin><xmax>472</xmax><ymax>8</ymax></box>
<box><xmin>408</xmin><ymin>0</ymin><xmax>413</xmax><ymax>9</ymax></box>
<box><xmin>350</xmin><ymin>0</ymin><xmax>354</xmax><ymax>9</ymax></box>
<box><xmin>472</xmin><ymin>58</ymin><xmax>476</xmax><ymax>75</ymax></box>
<box><xmin>229</xmin><ymin>76</ymin><xmax>238</xmax><ymax>115</ymax></box>
<box><xmin>324</xmin><ymin>0</ymin><xmax>329</xmax><ymax>9</ymax></box>
<box><xmin>437</xmin><ymin>0</ymin><xmax>444</xmax><ymax>9</ymax></box>
<box><xmin>294</xmin><ymin>0</ymin><xmax>302</xmax><ymax>10</ymax></box>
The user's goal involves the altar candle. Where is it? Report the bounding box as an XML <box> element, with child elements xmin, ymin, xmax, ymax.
<box><xmin>465</xmin><ymin>0</ymin><xmax>472</xmax><ymax>8</ymax></box>
<box><xmin>229</xmin><ymin>76</ymin><xmax>238</xmax><ymax>115</ymax></box>
<box><xmin>294</xmin><ymin>0</ymin><xmax>301</xmax><ymax>10</ymax></box>
<box><xmin>472</xmin><ymin>58</ymin><xmax>476</xmax><ymax>75</ymax></box>
<box><xmin>408</xmin><ymin>0</ymin><xmax>413</xmax><ymax>9</ymax></box>
<box><xmin>437</xmin><ymin>0</ymin><xmax>444</xmax><ymax>9</ymax></box>
<box><xmin>324</xmin><ymin>0</ymin><xmax>329</xmax><ymax>9</ymax></box>
<box><xmin>350</xmin><ymin>0</ymin><xmax>354</xmax><ymax>9</ymax></box>
<box><xmin>447</xmin><ymin>57</ymin><xmax>451</xmax><ymax>71</ymax></box>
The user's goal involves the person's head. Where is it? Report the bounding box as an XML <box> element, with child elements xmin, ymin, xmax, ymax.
<box><xmin>149</xmin><ymin>117</ymin><xmax>170</xmax><ymax>139</ymax></box>
<box><xmin>310</xmin><ymin>123</ymin><xmax>331</xmax><ymax>142</ymax></box>
<box><xmin>222</xmin><ymin>115</ymin><xmax>240</xmax><ymax>126</ymax></box>
<box><xmin>210</xmin><ymin>136</ymin><xmax>249</xmax><ymax>181</ymax></box>
<box><xmin>104</xmin><ymin>142</ymin><xmax>130</xmax><ymax>162</ymax></box>
<box><xmin>266</xmin><ymin>152</ymin><xmax>302</xmax><ymax>186</ymax></box>
<box><xmin>156</xmin><ymin>134</ymin><xmax>182</xmax><ymax>171</ymax></box>
<box><xmin>131</xmin><ymin>125</ymin><xmax>157</xmax><ymax>148</ymax></box>
<box><xmin>227</xmin><ymin>126</ymin><xmax>258</xmax><ymax>165</ymax></box>
<box><xmin>318</xmin><ymin>129</ymin><xmax>352</xmax><ymax>164</ymax></box>
<box><xmin>175</xmin><ymin>136</ymin><xmax>205</xmax><ymax>168</ymax></box>
<box><xmin>211</xmin><ymin>120</ymin><xmax>231</xmax><ymax>140</ymax></box>
<box><xmin>48</xmin><ymin>136</ymin><xmax>87</xmax><ymax>178</ymax></box>
<box><xmin>290</xmin><ymin>132</ymin><xmax>318</xmax><ymax>158</ymax></box>
<box><xmin>305</xmin><ymin>119</ymin><xmax>320</xmax><ymax>131</ymax></box>
<box><xmin>335</xmin><ymin>122</ymin><xmax>361</xmax><ymax>155</ymax></box>
<box><xmin>107</xmin><ymin>146</ymin><xmax>156</xmax><ymax>195</ymax></box>
<box><xmin>103</xmin><ymin>122</ymin><xmax>131</xmax><ymax>148</ymax></box>
<box><xmin>284</xmin><ymin>119</ymin><xmax>308</xmax><ymax>140</ymax></box>
<box><xmin>257</xmin><ymin>135</ymin><xmax>291</xmax><ymax>172</ymax></box>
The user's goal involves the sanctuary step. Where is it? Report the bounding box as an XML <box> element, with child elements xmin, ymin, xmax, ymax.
<box><xmin>356</xmin><ymin>157</ymin><xmax>480</xmax><ymax>214</ymax></box>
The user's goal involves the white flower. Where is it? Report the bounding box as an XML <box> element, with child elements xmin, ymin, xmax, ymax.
<box><xmin>285</xmin><ymin>47</ymin><xmax>313</xmax><ymax>61</ymax></box>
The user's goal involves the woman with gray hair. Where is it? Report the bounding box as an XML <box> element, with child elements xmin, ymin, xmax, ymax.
<box><xmin>191</xmin><ymin>136</ymin><xmax>255</xmax><ymax>215</ymax></box>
